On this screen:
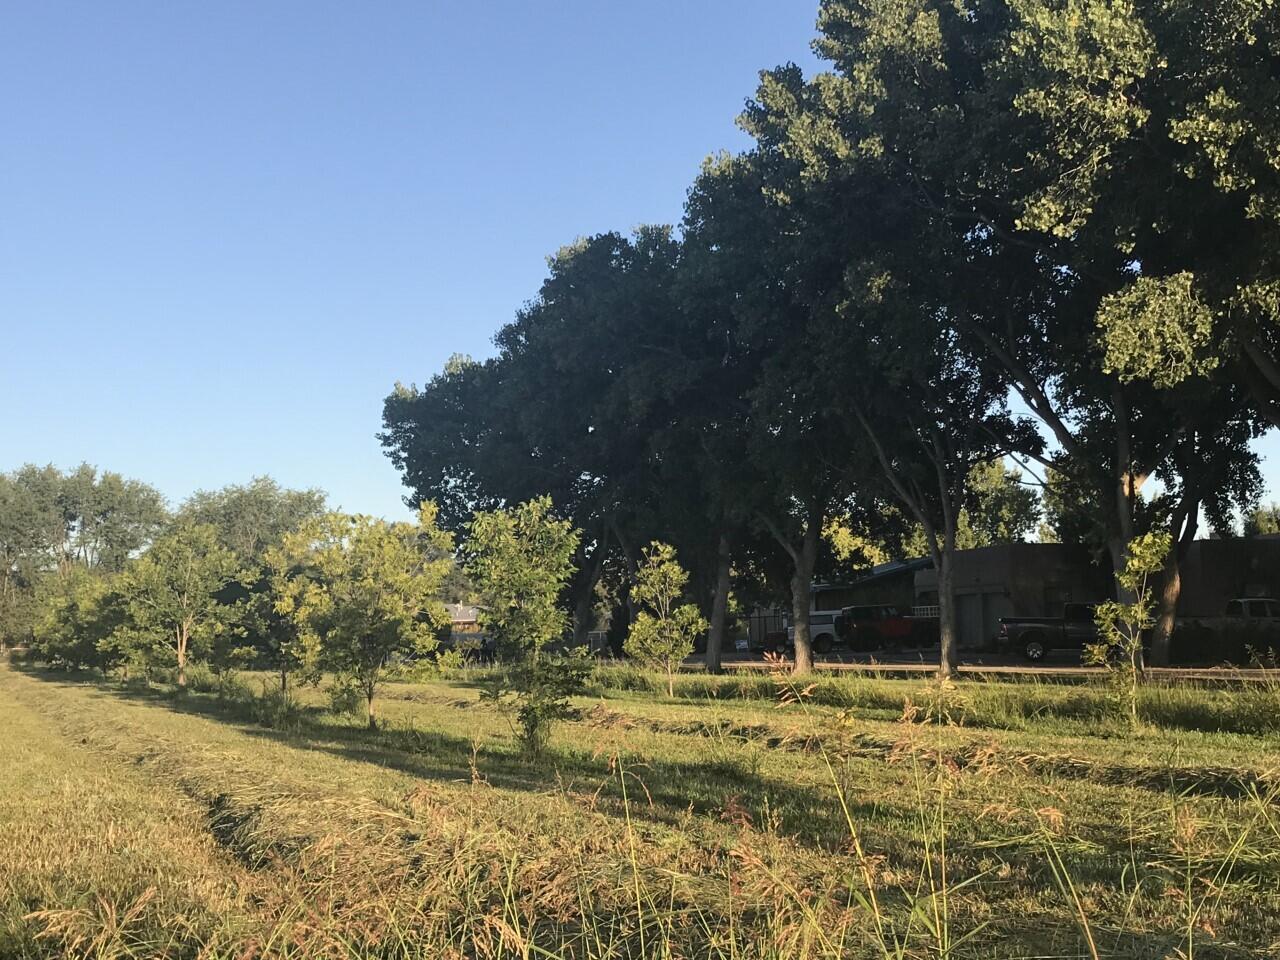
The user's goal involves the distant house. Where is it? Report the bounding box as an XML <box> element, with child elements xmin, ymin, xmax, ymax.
<box><xmin>1177</xmin><ymin>537</ymin><xmax>1280</xmax><ymax>616</ymax></box>
<box><xmin>835</xmin><ymin>558</ymin><xmax>931</xmax><ymax>614</ymax></box>
<box><xmin>444</xmin><ymin>603</ymin><xmax>480</xmax><ymax>631</ymax></box>
<box><xmin>914</xmin><ymin>543</ymin><xmax>1106</xmax><ymax>649</ymax></box>
<box><xmin>754</xmin><ymin>536</ymin><xmax>1280</xmax><ymax>656</ymax></box>
<box><xmin>912</xmin><ymin>537</ymin><xmax>1280</xmax><ymax>650</ymax></box>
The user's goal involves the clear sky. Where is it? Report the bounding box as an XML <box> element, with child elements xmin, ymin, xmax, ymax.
<box><xmin>2</xmin><ymin>2</ymin><xmax>1276</xmax><ymax>518</ymax></box>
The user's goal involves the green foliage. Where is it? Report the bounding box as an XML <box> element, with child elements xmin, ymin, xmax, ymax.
<box><xmin>326</xmin><ymin>675</ymin><xmax>366</xmax><ymax>718</ymax></box>
<box><xmin>177</xmin><ymin>476</ymin><xmax>326</xmax><ymax>564</ymax></box>
<box><xmin>483</xmin><ymin>648</ymin><xmax>595</xmax><ymax>755</ymax></box>
<box><xmin>1098</xmin><ymin>273</ymin><xmax>1219</xmax><ymax>388</ymax></box>
<box><xmin>1244</xmin><ymin>502</ymin><xmax>1280</xmax><ymax>537</ymax></box>
<box><xmin>464</xmin><ymin>497</ymin><xmax>586</xmax><ymax>754</ymax></box>
<box><xmin>624</xmin><ymin>542</ymin><xmax>707</xmax><ymax>696</ymax></box>
<box><xmin>51</xmin><ymin>463</ymin><xmax>170</xmax><ymax>573</ymax></box>
<box><xmin>0</xmin><ymin>463</ymin><xmax>167</xmax><ymax>646</ymax></box>
<box><xmin>117</xmin><ymin>523</ymin><xmax>241</xmax><ymax>687</ymax></box>
<box><xmin>899</xmin><ymin>460</ymin><xmax>1043</xmax><ymax>556</ymax></box>
<box><xmin>963</xmin><ymin>460</ymin><xmax>1042</xmax><ymax>546</ymax></box>
<box><xmin>432</xmin><ymin>645</ymin><xmax>469</xmax><ymax>676</ymax></box>
<box><xmin>32</xmin><ymin>570</ymin><xmax>125</xmax><ymax>672</ymax></box>
<box><xmin>250</xmin><ymin>683</ymin><xmax>305</xmax><ymax>732</ymax></box>
<box><xmin>1085</xmin><ymin>531</ymin><xmax>1171</xmax><ymax>728</ymax></box>
<box><xmin>463</xmin><ymin>496</ymin><xmax>579</xmax><ymax>657</ymax></box>
<box><xmin>279</xmin><ymin>504</ymin><xmax>453</xmax><ymax>727</ymax></box>
<box><xmin>178</xmin><ymin>477</ymin><xmax>330</xmax><ymax>688</ymax></box>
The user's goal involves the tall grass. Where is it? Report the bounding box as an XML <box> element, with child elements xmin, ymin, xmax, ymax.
<box><xmin>3</xmin><ymin>660</ymin><xmax>1279</xmax><ymax>958</ymax></box>
<box><xmin>592</xmin><ymin>662</ymin><xmax>1280</xmax><ymax>736</ymax></box>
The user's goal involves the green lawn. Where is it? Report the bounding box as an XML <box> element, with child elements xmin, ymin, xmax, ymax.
<box><xmin>1</xmin><ymin>660</ymin><xmax>1277</xmax><ymax>958</ymax></box>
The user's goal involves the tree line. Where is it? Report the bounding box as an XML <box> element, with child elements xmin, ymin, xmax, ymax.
<box><xmin>1</xmin><ymin>466</ymin><xmax>707</xmax><ymax>749</ymax></box>
<box><xmin>380</xmin><ymin>0</ymin><xmax>1280</xmax><ymax>676</ymax></box>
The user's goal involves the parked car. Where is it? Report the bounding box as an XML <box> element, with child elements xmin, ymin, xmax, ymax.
<box><xmin>1223</xmin><ymin>597</ymin><xmax>1280</xmax><ymax>622</ymax></box>
<box><xmin>834</xmin><ymin>604</ymin><xmax>917</xmax><ymax>651</ymax></box>
<box><xmin>771</xmin><ymin>612</ymin><xmax>841</xmax><ymax>654</ymax></box>
<box><xmin>996</xmin><ymin>602</ymin><xmax>1100</xmax><ymax>662</ymax></box>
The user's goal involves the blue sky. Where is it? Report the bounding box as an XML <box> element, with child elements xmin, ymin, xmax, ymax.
<box><xmin>2</xmin><ymin>2</ymin><xmax>1276</xmax><ymax>519</ymax></box>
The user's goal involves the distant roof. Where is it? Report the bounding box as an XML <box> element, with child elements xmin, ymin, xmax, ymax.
<box><xmin>819</xmin><ymin>560</ymin><xmax>931</xmax><ymax>591</ymax></box>
<box><xmin>445</xmin><ymin>603</ymin><xmax>480</xmax><ymax>622</ymax></box>
<box><xmin>845</xmin><ymin>557</ymin><xmax>931</xmax><ymax>587</ymax></box>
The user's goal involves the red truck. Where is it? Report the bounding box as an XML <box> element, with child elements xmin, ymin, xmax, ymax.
<box><xmin>835</xmin><ymin>604</ymin><xmax>928</xmax><ymax>652</ymax></box>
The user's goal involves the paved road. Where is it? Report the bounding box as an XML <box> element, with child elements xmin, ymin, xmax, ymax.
<box><xmin>689</xmin><ymin>649</ymin><xmax>1278</xmax><ymax>683</ymax></box>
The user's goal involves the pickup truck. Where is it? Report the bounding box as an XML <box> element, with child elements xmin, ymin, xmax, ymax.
<box><xmin>996</xmin><ymin>602</ymin><xmax>1100</xmax><ymax>662</ymax></box>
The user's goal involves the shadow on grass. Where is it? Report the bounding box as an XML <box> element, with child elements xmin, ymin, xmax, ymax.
<box><xmin>12</xmin><ymin>664</ymin><xmax>1275</xmax><ymax>955</ymax></box>
<box><xmin>10</xmin><ymin>663</ymin><xmax>882</xmax><ymax>848</ymax></box>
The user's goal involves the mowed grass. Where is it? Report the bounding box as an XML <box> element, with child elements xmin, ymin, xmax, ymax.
<box><xmin>1</xmin><ymin>661</ymin><xmax>1278</xmax><ymax>959</ymax></box>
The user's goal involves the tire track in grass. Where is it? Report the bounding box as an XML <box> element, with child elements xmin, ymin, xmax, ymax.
<box><xmin>0</xmin><ymin>666</ymin><xmax>259</xmax><ymax>957</ymax></box>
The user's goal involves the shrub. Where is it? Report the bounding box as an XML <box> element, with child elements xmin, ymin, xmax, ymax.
<box><xmin>434</xmin><ymin>646</ymin><xmax>468</xmax><ymax>677</ymax></box>
<box><xmin>327</xmin><ymin>676</ymin><xmax>366</xmax><ymax>719</ymax></box>
<box><xmin>482</xmin><ymin>649</ymin><xmax>594</xmax><ymax>755</ymax></box>
<box><xmin>252</xmin><ymin>684</ymin><xmax>304</xmax><ymax>732</ymax></box>
<box><xmin>184</xmin><ymin>663</ymin><xmax>217</xmax><ymax>693</ymax></box>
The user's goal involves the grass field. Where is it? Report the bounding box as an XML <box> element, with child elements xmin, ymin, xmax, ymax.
<box><xmin>2</xmin><ymin>659</ymin><xmax>1278</xmax><ymax>959</ymax></box>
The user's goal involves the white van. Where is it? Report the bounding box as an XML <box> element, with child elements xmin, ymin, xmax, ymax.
<box><xmin>782</xmin><ymin>585</ymin><xmax>858</xmax><ymax>654</ymax></box>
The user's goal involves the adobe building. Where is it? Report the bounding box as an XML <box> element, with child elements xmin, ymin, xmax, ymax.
<box><xmin>1176</xmin><ymin>536</ymin><xmax>1280</xmax><ymax>616</ymax></box>
<box><xmin>913</xmin><ymin>543</ymin><xmax>1107</xmax><ymax>649</ymax></box>
<box><xmin>911</xmin><ymin>537</ymin><xmax>1280</xmax><ymax>650</ymax></box>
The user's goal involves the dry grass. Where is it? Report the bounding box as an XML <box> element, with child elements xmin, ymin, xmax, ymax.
<box><xmin>2</xmin><ymin>661</ymin><xmax>1278</xmax><ymax>958</ymax></box>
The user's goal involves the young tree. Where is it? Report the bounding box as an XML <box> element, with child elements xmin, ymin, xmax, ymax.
<box><xmin>281</xmin><ymin>504</ymin><xmax>452</xmax><ymax>729</ymax></box>
<box><xmin>464</xmin><ymin>496</ymin><xmax>579</xmax><ymax>657</ymax></box>
<box><xmin>178</xmin><ymin>476</ymin><xmax>330</xmax><ymax>682</ymax></box>
<box><xmin>119</xmin><ymin>523</ymin><xmax>241</xmax><ymax>687</ymax></box>
<box><xmin>624</xmin><ymin>542</ymin><xmax>708</xmax><ymax>696</ymax></box>
<box><xmin>33</xmin><ymin>570</ymin><xmax>126</xmax><ymax>672</ymax></box>
<box><xmin>255</xmin><ymin>544</ymin><xmax>323</xmax><ymax>694</ymax></box>
<box><xmin>1086</xmin><ymin>531</ymin><xmax>1171</xmax><ymax>729</ymax></box>
<box><xmin>462</xmin><ymin>496</ymin><xmax>586</xmax><ymax>754</ymax></box>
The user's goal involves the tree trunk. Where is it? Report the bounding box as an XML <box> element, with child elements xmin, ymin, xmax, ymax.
<box><xmin>790</xmin><ymin>518</ymin><xmax>821</xmax><ymax>676</ymax></box>
<box><xmin>705</xmin><ymin>531</ymin><xmax>732</xmax><ymax>674</ymax></box>
<box><xmin>571</xmin><ymin>587</ymin><xmax>596</xmax><ymax>648</ymax></box>
<box><xmin>280</xmin><ymin>666</ymin><xmax>289</xmax><ymax>695</ymax></box>
<box><xmin>366</xmin><ymin>686</ymin><xmax>378</xmax><ymax>730</ymax></box>
<box><xmin>1150</xmin><ymin>552</ymin><xmax>1180</xmax><ymax>667</ymax></box>
<box><xmin>176</xmin><ymin>626</ymin><xmax>187</xmax><ymax>688</ymax></box>
<box><xmin>1151</xmin><ymin>502</ymin><xmax>1198</xmax><ymax>668</ymax></box>
<box><xmin>936</xmin><ymin>548</ymin><xmax>958</xmax><ymax>679</ymax></box>
<box><xmin>790</xmin><ymin>568</ymin><xmax>814</xmax><ymax>675</ymax></box>
<box><xmin>571</xmin><ymin>525</ymin><xmax>612</xmax><ymax>648</ymax></box>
